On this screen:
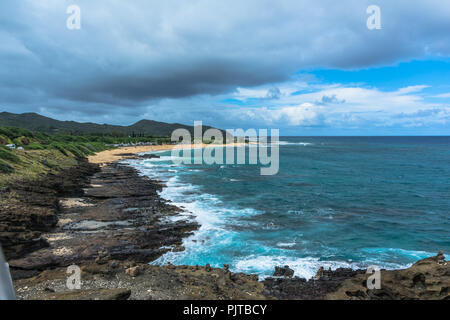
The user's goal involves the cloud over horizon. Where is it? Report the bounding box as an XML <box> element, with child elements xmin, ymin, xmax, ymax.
<box><xmin>1</xmin><ymin>0</ymin><xmax>450</xmax><ymax>134</ymax></box>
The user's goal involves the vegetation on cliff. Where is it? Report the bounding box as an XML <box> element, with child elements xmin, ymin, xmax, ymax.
<box><xmin>0</xmin><ymin>126</ymin><xmax>170</xmax><ymax>177</ymax></box>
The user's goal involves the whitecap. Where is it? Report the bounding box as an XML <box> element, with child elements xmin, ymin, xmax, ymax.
<box><xmin>361</xmin><ymin>247</ymin><xmax>441</xmax><ymax>261</ymax></box>
<box><xmin>234</xmin><ymin>255</ymin><xmax>358</xmax><ymax>280</ymax></box>
<box><xmin>277</xmin><ymin>141</ymin><xmax>313</xmax><ymax>146</ymax></box>
<box><xmin>276</xmin><ymin>242</ymin><xmax>296</xmax><ymax>248</ymax></box>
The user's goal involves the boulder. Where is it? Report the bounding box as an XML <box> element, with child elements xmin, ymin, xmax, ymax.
<box><xmin>125</xmin><ymin>266</ymin><xmax>142</xmax><ymax>277</ymax></box>
<box><xmin>273</xmin><ymin>265</ymin><xmax>294</xmax><ymax>278</ymax></box>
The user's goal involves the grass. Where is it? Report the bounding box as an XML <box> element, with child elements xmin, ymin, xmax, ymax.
<box><xmin>0</xmin><ymin>126</ymin><xmax>173</xmax><ymax>181</ymax></box>
<box><xmin>0</xmin><ymin>149</ymin><xmax>79</xmax><ymax>185</ymax></box>
<box><xmin>0</xmin><ymin>146</ymin><xmax>21</xmax><ymax>163</ymax></box>
<box><xmin>0</xmin><ymin>159</ymin><xmax>14</xmax><ymax>174</ymax></box>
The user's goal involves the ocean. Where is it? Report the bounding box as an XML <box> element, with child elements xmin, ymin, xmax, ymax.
<box><xmin>126</xmin><ymin>136</ymin><xmax>450</xmax><ymax>279</ymax></box>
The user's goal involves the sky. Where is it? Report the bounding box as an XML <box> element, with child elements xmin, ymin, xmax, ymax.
<box><xmin>1</xmin><ymin>0</ymin><xmax>450</xmax><ymax>135</ymax></box>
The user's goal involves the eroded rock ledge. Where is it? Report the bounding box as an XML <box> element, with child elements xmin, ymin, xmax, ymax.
<box><xmin>7</xmin><ymin>161</ymin><xmax>198</xmax><ymax>279</ymax></box>
<box><xmin>0</xmin><ymin>159</ymin><xmax>100</xmax><ymax>260</ymax></box>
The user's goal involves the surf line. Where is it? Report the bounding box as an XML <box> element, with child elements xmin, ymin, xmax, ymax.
<box><xmin>171</xmin><ymin>121</ymin><xmax>280</xmax><ymax>176</ymax></box>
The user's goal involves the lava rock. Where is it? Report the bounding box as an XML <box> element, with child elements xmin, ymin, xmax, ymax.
<box><xmin>273</xmin><ymin>265</ymin><xmax>294</xmax><ymax>278</ymax></box>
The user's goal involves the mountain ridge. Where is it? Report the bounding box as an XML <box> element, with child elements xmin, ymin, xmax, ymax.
<box><xmin>0</xmin><ymin>111</ymin><xmax>218</xmax><ymax>137</ymax></box>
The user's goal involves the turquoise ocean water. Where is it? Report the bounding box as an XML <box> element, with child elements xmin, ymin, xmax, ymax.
<box><xmin>126</xmin><ymin>137</ymin><xmax>450</xmax><ymax>279</ymax></box>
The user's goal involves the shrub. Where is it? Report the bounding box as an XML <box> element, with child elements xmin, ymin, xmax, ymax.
<box><xmin>34</xmin><ymin>132</ymin><xmax>51</xmax><ymax>143</ymax></box>
<box><xmin>0</xmin><ymin>127</ymin><xmax>33</xmax><ymax>139</ymax></box>
<box><xmin>64</xmin><ymin>144</ymin><xmax>85</xmax><ymax>158</ymax></box>
<box><xmin>0</xmin><ymin>159</ymin><xmax>14</xmax><ymax>174</ymax></box>
<box><xmin>0</xmin><ymin>135</ymin><xmax>9</xmax><ymax>145</ymax></box>
<box><xmin>26</xmin><ymin>143</ymin><xmax>45</xmax><ymax>150</ymax></box>
<box><xmin>18</xmin><ymin>136</ymin><xmax>31</xmax><ymax>145</ymax></box>
<box><xmin>49</xmin><ymin>143</ymin><xmax>68</xmax><ymax>156</ymax></box>
<box><xmin>0</xmin><ymin>147</ymin><xmax>20</xmax><ymax>163</ymax></box>
<box><xmin>76</xmin><ymin>144</ymin><xmax>94</xmax><ymax>156</ymax></box>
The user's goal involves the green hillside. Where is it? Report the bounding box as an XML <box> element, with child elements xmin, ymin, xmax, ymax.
<box><xmin>0</xmin><ymin>112</ymin><xmax>218</xmax><ymax>137</ymax></box>
<box><xmin>0</xmin><ymin>126</ymin><xmax>172</xmax><ymax>176</ymax></box>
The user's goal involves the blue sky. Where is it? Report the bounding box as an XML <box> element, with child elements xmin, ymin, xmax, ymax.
<box><xmin>311</xmin><ymin>59</ymin><xmax>450</xmax><ymax>92</ymax></box>
<box><xmin>1</xmin><ymin>0</ymin><xmax>450</xmax><ymax>135</ymax></box>
<box><xmin>213</xmin><ymin>59</ymin><xmax>450</xmax><ymax>135</ymax></box>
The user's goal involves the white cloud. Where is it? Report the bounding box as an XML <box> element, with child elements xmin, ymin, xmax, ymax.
<box><xmin>396</xmin><ymin>85</ymin><xmax>430</xmax><ymax>95</ymax></box>
<box><xmin>433</xmin><ymin>93</ymin><xmax>450</xmax><ymax>98</ymax></box>
<box><xmin>246</xmin><ymin>103</ymin><xmax>323</xmax><ymax>126</ymax></box>
<box><xmin>222</xmin><ymin>81</ymin><xmax>447</xmax><ymax>129</ymax></box>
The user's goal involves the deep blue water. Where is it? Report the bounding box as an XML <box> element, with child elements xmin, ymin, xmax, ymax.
<box><xmin>127</xmin><ymin>137</ymin><xmax>450</xmax><ymax>278</ymax></box>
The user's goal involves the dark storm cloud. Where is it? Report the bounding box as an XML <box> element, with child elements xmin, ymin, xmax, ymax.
<box><xmin>0</xmin><ymin>0</ymin><xmax>449</xmax><ymax>123</ymax></box>
<box><xmin>56</xmin><ymin>59</ymin><xmax>285</xmax><ymax>104</ymax></box>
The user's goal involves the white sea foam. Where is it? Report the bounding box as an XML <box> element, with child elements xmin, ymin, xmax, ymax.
<box><xmin>234</xmin><ymin>255</ymin><xmax>355</xmax><ymax>279</ymax></box>
<box><xmin>143</xmin><ymin>155</ymin><xmax>185</xmax><ymax>162</ymax></box>
<box><xmin>361</xmin><ymin>247</ymin><xmax>439</xmax><ymax>261</ymax></box>
<box><xmin>277</xmin><ymin>141</ymin><xmax>313</xmax><ymax>146</ymax></box>
<box><xmin>276</xmin><ymin>241</ymin><xmax>297</xmax><ymax>248</ymax></box>
<box><xmin>233</xmin><ymin>254</ymin><xmax>409</xmax><ymax>280</ymax></box>
<box><xmin>128</xmin><ymin>156</ymin><xmax>426</xmax><ymax>279</ymax></box>
<box><xmin>142</xmin><ymin>159</ymin><xmax>268</xmax><ymax>269</ymax></box>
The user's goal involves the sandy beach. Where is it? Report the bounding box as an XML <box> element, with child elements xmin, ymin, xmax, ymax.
<box><xmin>88</xmin><ymin>142</ymin><xmax>249</xmax><ymax>164</ymax></box>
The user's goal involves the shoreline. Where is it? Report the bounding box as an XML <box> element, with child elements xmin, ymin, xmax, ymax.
<box><xmin>10</xmin><ymin>159</ymin><xmax>268</xmax><ymax>300</ymax></box>
<box><xmin>5</xmin><ymin>151</ymin><xmax>449</xmax><ymax>299</ymax></box>
<box><xmin>88</xmin><ymin>142</ymin><xmax>250</xmax><ymax>165</ymax></box>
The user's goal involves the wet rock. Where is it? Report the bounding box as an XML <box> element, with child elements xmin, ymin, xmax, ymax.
<box><xmin>273</xmin><ymin>265</ymin><xmax>294</xmax><ymax>278</ymax></box>
<box><xmin>138</xmin><ymin>154</ymin><xmax>160</xmax><ymax>160</ymax></box>
<box><xmin>172</xmin><ymin>245</ymin><xmax>185</xmax><ymax>253</ymax></box>
<box><xmin>314</xmin><ymin>267</ymin><xmax>324</xmax><ymax>279</ymax></box>
<box><xmin>113</xmin><ymin>153</ymin><xmax>160</xmax><ymax>160</ymax></box>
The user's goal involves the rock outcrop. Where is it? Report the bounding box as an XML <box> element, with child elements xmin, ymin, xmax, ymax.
<box><xmin>7</xmin><ymin>163</ymin><xmax>198</xmax><ymax>275</ymax></box>
<box><xmin>0</xmin><ymin>159</ymin><xmax>99</xmax><ymax>260</ymax></box>
<box><xmin>264</xmin><ymin>254</ymin><xmax>449</xmax><ymax>300</ymax></box>
<box><xmin>264</xmin><ymin>267</ymin><xmax>365</xmax><ymax>300</ymax></box>
<box><xmin>15</xmin><ymin>261</ymin><xmax>267</xmax><ymax>300</ymax></box>
<box><xmin>273</xmin><ymin>265</ymin><xmax>295</xmax><ymax>278</ymax></box>
<box><xmin>326</xmin><ymin>253</ymin><xmax>449</xmax><ymax>300</ymax></box>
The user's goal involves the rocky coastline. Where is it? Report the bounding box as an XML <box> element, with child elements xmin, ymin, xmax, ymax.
<box><xmin>1</xmin><ymin>156</ymin><xmax>448</xmax><ymax>300</ymax></box>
